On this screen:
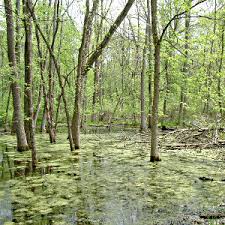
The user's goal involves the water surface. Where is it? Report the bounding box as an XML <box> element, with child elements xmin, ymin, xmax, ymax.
<box><xmin>0</xmin><ymin>132</ymin><xmax>225</xmax><ymax>224</ymax></box>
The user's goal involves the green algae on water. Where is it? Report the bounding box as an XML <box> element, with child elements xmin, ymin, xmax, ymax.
<box><xmin>1</xmin><ymin>132</ymin><xmax>225</xmax><ymax>224</ymax></box>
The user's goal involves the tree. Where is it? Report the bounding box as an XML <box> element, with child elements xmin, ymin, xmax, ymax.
<box><xmin>140</xmin><ymin>0</ymin><xmax>151</xmax><ymax>132</ymax></box>
<box><xmin>147</xmin><ymin>0</ymin><xmax>153</xmax><ymax>129</ymax></box>
<box><xmin>71</xmin><ymin>0</ymin><xmax>135</xmax><ymax>149</ymax></box>
<box><xmin>23</xmin><ymin>0</ymin><xmax>37</xmax><ymax>168</ymax></box>
<box><xmin>150</xmin><ymin>0</ymin><xmax>161</xmax><ymax>162</ymax></box>
<box><xmin>92</xmin><ymin>0</ymin><xmax>104</xmax><ymax>122</ymax></box>
<box><xmin>4</xmin><ymin>0</ymin><xmax>29</xmax><ymax>152</ymax></box>
<box><xmin>178</xmin><ymin>0</ymin><xmax>191</xmax><ymax>126</ymax></box>
<box><xmin>150</xmin><ymin>0</ymin><xmax>206</xmax><ymax>162</ymax></box>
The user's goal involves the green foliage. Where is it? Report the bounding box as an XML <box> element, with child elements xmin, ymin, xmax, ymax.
<box><xmin>0</xmin><ymin>0</ymin><xmax>224</xmax><ymax>130</ymax></box>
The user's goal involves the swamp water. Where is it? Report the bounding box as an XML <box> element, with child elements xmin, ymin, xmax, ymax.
<box><xmin>0</xmin><ymin>132</ymin><xmax>225</xmax><ymax>224</ymax></box>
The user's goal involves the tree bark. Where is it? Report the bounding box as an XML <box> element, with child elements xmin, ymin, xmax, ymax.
<box><xmin>92</xmin><ymin>0</ymin><xmax>103</xmax><ymax>122</ymax></box>
<box><xmin>72</xmin><ymin>0</ymin><xmax>100</xmax><ymax>149</ymax></box>
<box><xmin>217</xmin><ymin>20</ymin><xmax>224</xmax><ymax>117</ymax></box>
<box><xmin>34</xmin><ymin>23</ymin><xmax>53</xmax><ymax>139</ymax></box>
<box><xmin>149</xmin><ymin>0</ymin><xmax>205</xmax><ymax>161</ymax></box>
<box><xmin>47</xmin><ymin>0</ymin><xmax>60</xmax><ymax>143</ymax></box>
<box><xmin>11</xmin><ymin>0</ymin><xmax>21</xmax><ymax>135</ymax></box>
<box><xmin>162</xmin><ymin>58</ymin><xmax>169</xmax><ymax>126</ymax></box>
<box><xmin>41</xmin><ymin>103</ymin><xmax>47</xmax><ymax>133</ymax></box>
<box><xmin>204</xmin><ymin>0</ymin><xmax>216</xmax><ymax>114</ymax></box>
<box><xmin>92</xmin><ymin>58</ymin><xmax>101</xmax><ymax>122</ymax></box>
<box><xmin>4</xmin><ymin>0</ymin><xmax>28</xmax><ymax>152</ymax></box>
<box><xmin>4</xmin><ymin>88</ymin><xmax>11</xmax><ymax>132</ymax></box>
<box><xmin>33</xmin><ymin>84</ymin><xmax>43</xmax><ymax>128</ymax></box>
<box><xmin>178</xmin><ymin>0</ymin><xmax>191</xmax><ymax>126</ymax></box>
<box><xmin>23</xmin><ymin>0</ymin><xmax>37</xmax><ymax>169</ymax></box>
<box><xmin>147</xmin><ymin>0</ymin><xmax>153</xmax><ymax>129</ymax></box>
<box><xmin>150</xmin><ymin>0</ymin><xmax>160</xmax><ymax>162</ymax></box>
<box><xmin>140</xmin><ymin>1</ymin><xmax>151</xmax><ymax>132</ymax></box>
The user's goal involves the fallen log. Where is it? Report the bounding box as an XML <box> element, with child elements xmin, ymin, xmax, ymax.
<box><xmin>164</xmin><ymin>141</ymin><xmax>225</xmax><ymax>149</ymax></box>
<box><xmin>200</xmin><ymin>213</ymin><xmax>225</xmax><ymax>219</ymax></box>
<box><xmin>199</xmin><ymin>176</ymin><xmax>214</xmax><ymax>181</ymax></box>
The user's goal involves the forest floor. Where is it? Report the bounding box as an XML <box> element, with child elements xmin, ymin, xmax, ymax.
<box><xmin>0</xmin><ymin>128</ymin><xmax>225</xmax><ymax>224</ymax></box>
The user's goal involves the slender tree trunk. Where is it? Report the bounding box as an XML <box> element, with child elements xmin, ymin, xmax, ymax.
<box><xmin>11</xmin><ymin>0</ymin><xmax>21</xmax><ymax>134</ymax></box>
<box><xmin>140</xmin><ymin>14</ymin><xmax>150</xmax><ymax>132</ymax></box>
<box><xmin>55</xmin><ymin>94</ymin><xmax>62</xmax><ymax>130</ymax></box>
<box><xmin>55</xmin><ymin>16</ymin><xmax>64</xmax><ymax>129</ymax></box>
<box><xmin>147</xmin><ymin>0</ymin><xmax>153</xmax><ymax>129</ymax></box>
<box><xmin>178</xmin><ymin>0</ymin><xmax>191</xmax><ymax>126</ymax></box>
<box><xmin>92</xmin><ymin>1</ymin><xmax>103</xmax><ymax>122</ymax></box>
<box><xmin>4</xmin><ymin>88</ymin><xmax>11</xmax><ymax>132</ymax></box>
<box><xmin>162</xmin><ymin>59</ymin><xmax>169</xmax><ymax>127</ymax></box>
<box><xmin>34</xmin><ymin>23</ymin><xmax>54</xmax><ymax>140</ymax></box>
<box><xmin>41</xmin><ymin>104</ymin><xmax>47</xmax><ymax>133</ymax></box>
<box><xmin>72</xmin><ymin>65</ymin><xmax>84</xmax><ymax>149</ymax></box>
<box><xmin>121</xmin><ymin>49</ymin><xmax>125</xmax><ymax>113</ymax></box>
<box><xmin>0</xmin><ymin>37</ymin><xmax>4</xmax><ymax>103</ymax></box>
<box><xmin>204</xmin><ymin>0</ymin><xmax>216</xmax><ymax>114</ymax></box>
<box><xmin>81</xmin><ymin>74</ymin><xmax>88</xmax><ymax>129</ymax></box>
<box><xmin>92</xmin><ymin>58</ymin><xmax>101</xmax><ymax>122</ymax></box>
<box><xmin>150</xmin><ymin>0</ymin><xmax>160</xmax><ymax>162</ymax></box>
<box><xmin>15</xmin><ymin>0</ymin><xmax>21</xmax><ymax>66</ymax></box>
<box><xmin>72</xmin><ymin>0</ymin><xmax>99</xmax><ymax>149</ymax></box>
<box><xmin>46</xmin><ymin>0</ymin><xmax>60</xmax><ymax>143</ymax></box>
<box><xmin>23</xmin><ymin>0</ymin><xmax>37</xmax><ymax>169</ymax></box>
<box><xmin>217</xmin><ymin>20</ymin><xmax>224</xmax><ymax>117</ymax></box>
<box><xmin>128</xmin><ymin>19</ymin><xmax>138</xmax><ymax>124</ymax></box>
<box><xmin>4</xmin><ymin>0</ymin><xmax>28</xmax><ymax>152</ymax></box>
<box><xmin>33</xmin><ymin>84</ymin><xmax>43</xmax><ymax>128</ymax></box>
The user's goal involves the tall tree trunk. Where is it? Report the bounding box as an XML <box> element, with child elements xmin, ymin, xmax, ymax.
<box><xmin>47</xmin><ymin>0</ymin><xmax>60</xmax><ymax>143</ymax></box>
<box><xmin>128</xmin><ymin>19</ymin><xmax>138</xmax><ymax>124</ymax></box>
<box><xmin>4</xmin><ymin>0</ymin><xmax>28</xmax><ymax>152</ymax></box>
<box><xmin>162</xmin><ymin>59</ymin><xmax>169</xmax><ymax>127</ymax></box>
<box><xmin>41</xmin><ymin>103</ymin><xmax>47</xmax><ymax>133</ymax></box>
<box><xmin>71</xmin><ymin>0</ymin><xmax>135</xmax><ymax>149</ymax></box>
<box><xmin>34</xmin><ymin>22</ymin><xmax>54</xmax><ymax>140</ymax></box>
<box><xmin>55</xmin><ymin>94</ymin><xmax>62</xmax><ymax>130</ymax></box>
<box><xmin>4</xmin><ymin>88</ymin><xmax>11</xmax><ymax>132</ymax></box>
<box><xmin>217</xmin><ymin>20</ymin><xmax>224</xmax><ymax>117</ymax></box>
<box><xmin>23</xmin><ymin>0</ymin><xmax>37</xmax><ymax>169</ymax></box>
<box><xmin>178</xmin><ymin>0</ymin><xmax>191</xmax><ymax>126</ymax></box>
<box><xmin>81</xmin><ymin>74</ymin><xmax>88</xmax><ymax>129</ymax></box>
<box><xmin>92</xmin><ymin>58</ymin><xmax>101</xmax><ymax>122</ymax></box>
<box><xmin>204</xmin><ymin>0</ymin><xmax>216</xmax><ymax>114</ymax></box>
<box><xmin>92</xmin><ymin>0</ymin><xmax>103</xmax><ymax>122</ymax></box>
<box><xmin>140</xmin><ymin>0</ymin><xmax>151</xmax><ymax>132</ymax></box>
<box><xmin>150</xmin><ymin>0</ymin><xmax>160</xmax><ymax>162</ymax></box>
<box><xmin>15</xmin><ymin>0</ymin><xmax>21</xmax><ymax>66</ymax></box>
<box><xmin>11</xmin><ymin>0</ymin><xmax>21</xmax><ymax>134</ymax></box>
<box><xmin>72</xmin><ymin>0</ymin><xmax>100</xmax><ymax>149</ymax></box>
<box><xmin>147</xmin><ymin>0</ymin><xmax>153</xmax><ymax>129</ymax></box>
<box><xmin>33</xmin><ymin>84</ymin><xmax>43</xmax><ymax>128</ymax></box>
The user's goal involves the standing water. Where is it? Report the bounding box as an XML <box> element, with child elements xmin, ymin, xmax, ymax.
<box><xmin>0</xmin><ymin>131</ymin><xmax>225</xmax><ymax>224</ymax></box>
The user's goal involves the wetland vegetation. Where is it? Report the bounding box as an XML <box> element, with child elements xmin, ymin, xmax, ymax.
<box><xmin>2</xmin><ymin>131</ymin><xmax>225</xmax><ymax>224</ymax></box>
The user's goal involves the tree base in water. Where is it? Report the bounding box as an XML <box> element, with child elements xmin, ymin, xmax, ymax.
<box><xmin>150</xmin><ymin>156</ymin><xmax>161</xmax><ymax>162</ymax></box>
<box><xmin>17</xmin><ymin>145</ymin><xmax>29</xmax><ymax>152</ymax></box>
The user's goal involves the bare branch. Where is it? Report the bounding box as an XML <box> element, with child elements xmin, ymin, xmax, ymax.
<box><xmin>159</xmin><ymin>0</ymin><xmax>207</xmax><ymax>43</ymax></box>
